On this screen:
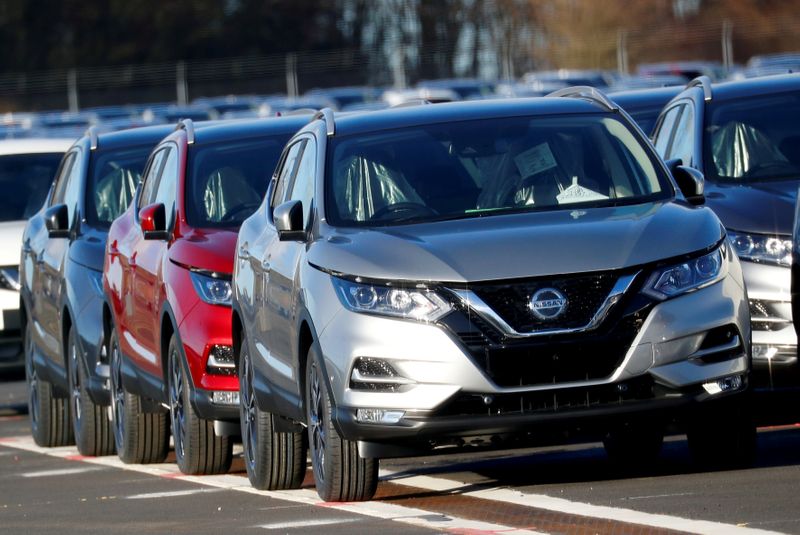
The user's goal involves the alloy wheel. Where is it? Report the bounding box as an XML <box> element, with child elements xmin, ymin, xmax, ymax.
<box><xmin>25</xmin><ymin>328</ymin><xmax>39</xmax><ymax>430</ymax></box>
<box><xmin>69</xmin><ymin>339</ymin><xmax>82</xmax><ymax>436</ymax></box>
<box><xmin>308</xmin><ymin>360</ymin><xmax>326</xmax><ymax>484</ymax></box>
<box><xmin>241</xmin><ymin>348</ymin><xmax>258</xmax><ymax>472</ymax></box>
<box><xmin>169</xmin><ymin>348</ymin><xmax>186</xmax><ymax>461</ymax></box>
<box><xmin>110</xmin><ymin>334</ymin><xmax>125</xmax><ymax>449</ymax></box>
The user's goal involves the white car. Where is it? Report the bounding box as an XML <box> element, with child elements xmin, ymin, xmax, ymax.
<box><xmin>0</xmin><ymin>138</ymin><xmax>72</xmax><ymax>370</ymax></box>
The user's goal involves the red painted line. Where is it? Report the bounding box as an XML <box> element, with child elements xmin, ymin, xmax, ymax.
<box><xmin>65</xmin><ymin>454</ymin><xmax>89</xmax><ymax>461</ymax></box>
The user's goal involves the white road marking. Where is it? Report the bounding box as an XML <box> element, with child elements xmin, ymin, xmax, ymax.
<box><xmin>258</xmin><ymin>518</ymin><xmax>359</xmax><ymax>530</ymax></box>
<box><xmin>624</xmin><ymin>492</ymin><xmax>695</xmax><ymax>501</ymax></box>
<box><xmin>21</xmin><ymin>467</ymin><xmax>102</xmax><ymax>478</ymax></box>
<box><xmin>0</xmin><ymin>436</ymin><xmax>542</xmax><ymax>534</ymax></box>
<box><xmin>378</xmin><ymin>469</ymin><xmax>781</xmax><ymax>535</ymax></box>
<box><xmin>127</xmin><ymin>489</ymin><xmax>222</xmax><ymax>500</ymax></box>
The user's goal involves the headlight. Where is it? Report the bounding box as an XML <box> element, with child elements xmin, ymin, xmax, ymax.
<box><xmin>332</xmin><ymin>276</ymin><xmax>451</xmax><ymax>322</ymax></box>
<box><xmin>643</xmin><ymin>246</ymin><xmax>727</xmax><ymax>300</ymax></box>
<box><xmin>190</xmin><ymin>271</ymin><xmax>232</xmax><ymax>306</ymax></box>
<box><xmin>0</xmin><ymin>266</ymin><xmax>20</xmax><ymax>291</ymax></box>
<box><xmin>727</xmin><ymin>230</ymin><xmax>791</xmax><ymax>266</ymax></box>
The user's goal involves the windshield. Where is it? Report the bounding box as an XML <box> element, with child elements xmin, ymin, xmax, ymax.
<box><xmin>185</xmin><ymin>136</ymin><xmax>286</xmax><ymax>228</ymax></box>
<box><xmin>704</xmin><ymin>91</ymin><xmax>800</xmax><ymax>183</ymax></box>
<box><xmin>88</xmin><ymin>145</ymin><xmax>154</xmax><ymax>227</ymax></box>
<box><xmin>0</xmin><ymin>153</ymin><xmax>63</xmax><ymax>222</ymax></box>
<box><xmin>326</xmin><ymin>114</ymin><xmax>669</xmax><ymax>227</ymax></box>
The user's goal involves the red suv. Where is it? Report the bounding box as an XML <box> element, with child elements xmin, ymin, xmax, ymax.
<box><xmin>103</xmin><ymin>117</ymin><xmax>307</xmax><ymax>474</ymax></box>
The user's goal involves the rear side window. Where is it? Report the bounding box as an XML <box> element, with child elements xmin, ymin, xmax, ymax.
<box><xmin>0</xmin><ymin>152</ymin><xmax>64</xmax><ymax>222</ymax></box>
<box><xmin>88</xmin><ymin>144</ymin><xmax>156</xmax><ymax>227</ymax></box>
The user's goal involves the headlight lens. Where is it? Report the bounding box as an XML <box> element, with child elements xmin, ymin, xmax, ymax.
<box><xmin>727</xmin><ymin>230</ymin><xmax>791</xmax><ymax>266</ymax></box>
<box><xmin>190</xmin><ymin>271</ymin><xmax>232</xmax><ymax>306</ymax></box>
<box><xmin>332</xmin><ymin>276</ymin><xmax>451</xmax><ymax>322</ymax></box>
<box><xmin>643</xmin><ymin>246</ymin><xmax>727</xmax><ymax>300</ymax></box>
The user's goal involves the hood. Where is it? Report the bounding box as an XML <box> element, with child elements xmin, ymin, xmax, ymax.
<box><xmin>704</xmin><ymin>179</ymin><xmax>799</xmax><ymax>236</ymax></box>
<box><xmin>309</xmin><ymin>201</ymin><xmax>724</xmax><ymax>283</ymax></box>
<box><xmin>69</xmin><ymin>226</ymin><xmax>108</xmax><ymax>271</ymax></box>
<box><xmin>0</xmin><ymin>220</ymin><xmax>26</xmax><ymax>266</ymax></box>
<box><xmin>169</xmin><ymin>228</ymin><xmax>238</xmax><ymax>275</ymax></box>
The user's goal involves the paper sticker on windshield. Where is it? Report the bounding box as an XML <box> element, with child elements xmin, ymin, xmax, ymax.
<box><xmin>556</xmin><ymin>177</ymin><xmax>609</xmax><ymax>205</ymax></box>
<box><xmin>514</xmin><ymin>142</ymin><xmax>557</xmax><ymax>178</ymax></box>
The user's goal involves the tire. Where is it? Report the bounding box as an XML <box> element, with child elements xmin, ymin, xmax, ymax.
<box><xmin>306</xmin><ymin>343</ymin><xmax>378</xmax><ymax>502</ymax></box>
<box><xmin>109</xmin><ymin>326</ymin><xmax>169</xmax><ymax>464</ymax></box>
<box><xmin>25</xmin><ymin>320</ymin><xmax>73</xmax><ymax>447</ymax></box>
<box><xmin>603</xmin><ymin>420</ymin><xmax>664</xmax><ymax>470</ymax></box>
<box><xmin>168</xmin><ymin>335</ymin><xmax>232</xmax><ymax>475</ymax></box>
<box><xmin>68</xmin><ymin>326</ymin><xmax>114</xmax><ymax>456</ymax></box>
<box><xmin>239</xmin><ymin>332</ymin><xmax>306</xmax><ymax>489</ymax></box>
<box><xmin>687</xmin><ymin>399</ymin><xmax>757</xmax><ymax>469</ymax></box>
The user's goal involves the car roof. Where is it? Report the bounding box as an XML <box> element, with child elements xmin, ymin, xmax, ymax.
<box><xmin>0</xmin><ymin>137</ymin><xmax>73</xmax><ymax>155</ymax></box>
<box><xmin>90</xmin><ymin>124</ymin><xmax>176</xmax><ymax>151</ymax></box>
<box><xmin>609</xmin><ymin>86</ymin><xmax>684</xmax><ymax>108</ymax></box>
<box><xmin>709</xmin><ymin>73</ymin><xmax>800</xmax><ymax>100</ymax></box>
<box><xmin>330</xmin><ymin>97</ymin><xmax>613</xmax><ymax>137</ymax></box>
<box><xmin>192</xmin><ymin>115</ymin><xmax>311</xmax><ymax>145</ymax></box>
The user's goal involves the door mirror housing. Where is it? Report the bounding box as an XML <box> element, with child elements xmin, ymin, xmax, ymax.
<box><xmin>665</xmin><ymin>159</ymin><xmax>705</xmax><ymax>206</ymax></box>
<box><xmin>45</xmin><ymin>203</ymin><xmax>69</xmax><ymax>238</ymax></box>
<box><xmin>274</xmin><ymin>200</ymin><xmax>306</xmax><ymax>242</ymax></box>
<box><xmin>139</xmin><ymin>203</ymin><xmax>169</xmax><ymax>240</ymax></box>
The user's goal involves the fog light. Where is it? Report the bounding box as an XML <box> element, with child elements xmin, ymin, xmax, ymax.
<box><xmin>350</xmin><ymin>357</ymin><xmax>412</xmax><ymax>391</ymax></box>
<box><xmin>356</xmin><ymin>408</ymin><xmax>405</xmax><ymax>424</ymax></box>
<box><xmin>753</xmin><ymin>344</ymin><xmax>779</xmax><ymax>361</ymax></box>
<box><xmin>702</xmin><ymin>374</ymin><xmax>743</xmax><ymax>395</ymax></box>
<box><xmin>212</xmin><ymin>391</ymin><xmax>240</xmax><ymax>405</ymax></box>
<box><xmin>207</xmin><ymin>345</ymin><xmax>236</xmax><ymax>375</ymax></box>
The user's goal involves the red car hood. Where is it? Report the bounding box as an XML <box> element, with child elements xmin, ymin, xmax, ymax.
<box><xmin>169</xmin><ymin>228</ymin><xmax>238</xmax><ymax>275</ymax></box>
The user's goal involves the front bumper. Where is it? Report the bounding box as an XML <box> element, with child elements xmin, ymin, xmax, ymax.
<box><xmin>317</xmin><ymin>270</ymin><xmax>750</xmax><ymax>454</ymax></box>
<box><xmin>179</xmin><ymin>300</ymin><xmax>239</xmax><ymax>421</ymax></box>
<box><xmin>741</xmin><ymin>261</ymin><xmax>799</xmax><ymax>391</ymax></box>
<box><xmin>0</xmin><ymin>288</ymin><xmax>22</xmax><ymax>370</ymax></box>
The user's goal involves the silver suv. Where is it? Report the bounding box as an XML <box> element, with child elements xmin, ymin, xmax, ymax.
<box><xmin>232</xmin><ymin>90</ymin><xmax>754</xmax><ymax>502</ymax></box>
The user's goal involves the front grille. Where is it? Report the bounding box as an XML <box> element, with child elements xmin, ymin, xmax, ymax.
<box><xmin>470</xmin><ymin>273</ymin><xmax>617</xmax><ymax>332</ymax></box>
<box><xmin>436</xmin><ymin>376</ymin><xmax>658</xmax><ymax>418</ymax></box>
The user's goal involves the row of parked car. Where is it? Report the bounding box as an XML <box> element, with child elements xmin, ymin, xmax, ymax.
<box><xmin>8</xmin><ymin>72</ymin><xmax>800</xmax><ymax>503</ymax></box>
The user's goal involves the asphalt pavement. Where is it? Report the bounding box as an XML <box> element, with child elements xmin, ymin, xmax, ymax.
<box><xmin>2</xmin><ymin>370</ymin><xmax>800</xmax><ymax>534</ymax></box>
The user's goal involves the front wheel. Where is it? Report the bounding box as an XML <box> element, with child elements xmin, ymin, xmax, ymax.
<box><xmin>26</xmin><ymin>320</ymin><xmax>72</xmax><ymax>447</ymax></box>
<box><xmin>68</xmin><ymin>326</ymin><xmax>114</xmax><ymax>456</ymax></box>
<box><xmin>306</xmin><ymin>343</ymin><xmax>378</xmax><ymax>502</ymax></box>
<box><xmin>168</xmin><ymin>335</ymin><xmax>232</xmax><ymax>475</ymax></box>
<box><xmin>239</xmin><ymin>333</ymin><xmax>306</xmax><ymax>489</ymax></box>
<box><xmin>109</xmin><ymin>325</ymin><xmax>168</xmax><ymax>464</ymax></box>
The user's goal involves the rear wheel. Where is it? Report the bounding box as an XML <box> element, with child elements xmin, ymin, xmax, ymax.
<box><xmin>68</xmin><ymin>326</ymin><xmax>114</xmax><ymax>456</ymax></box>
<box><xmin>168</xmin><ymin>335</ymin><xmax>232</xmax><ymax>475</ymax></box>
<box><xmin>306</xmin><ymin>343</ymin><xmax>378</xmax><ymax>502</ymax></box>
<box><xmin>239</xmin><ymin>332</ymin><xmax>306</xmax><ymax>489</ymax></box>
<box><xmin>26</xmin><ymin>321</ymin><xmax>73</xmax><ymax>447</ymax></box>
<box><xmin>109</xmin><ymin>326</ymin><xmax>168</xmax><ymax>464</ymax></box>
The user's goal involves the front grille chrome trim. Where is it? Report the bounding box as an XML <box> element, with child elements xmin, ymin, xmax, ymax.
<box><xmin>447</xmin><ymin>271</ymin><xmax>640</xmax><ymax>339</ymax></box>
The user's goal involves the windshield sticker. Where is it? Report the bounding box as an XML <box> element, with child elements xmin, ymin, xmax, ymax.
<box><xmin>514</xmin><ymin>142</ymin><xmax>557</xmax><ymax>178</ymax></box>
<box><xmin>556</xmin><ymin>176</ymin><xmax>609</xmax><ymax>205</ymax></box>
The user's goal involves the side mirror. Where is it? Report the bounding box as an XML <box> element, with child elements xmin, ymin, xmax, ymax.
<box><xmin>45</xmin><ymin>204</ymin><xmax>69</xmax><ymax>238</ymax></box>
<box><xmin>671</xmin><ymin>165</ymin><xmax>705</xmax><ymax>206</ymax></box>
<box><xmin>139</xmin><ymin>203</ymin><xmax>169</xmax><ymax>240</ymax></box>
<box><xmin>274</xmin><ymin>200</ymin><xmax>306</xmax><ymax>242</ymax></box>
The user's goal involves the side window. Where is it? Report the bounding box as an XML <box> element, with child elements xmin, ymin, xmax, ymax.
<box><xmin>270</xmin><ymin>141</ymin><xmax>305</xmax><ymax>210</ymax></box>
<box><xmin>51</xmin><ymin>152</ymin><xmax>77</xmax><ymax>206</ymax></box>
<box><xmin>653</xmin><ymin>105</ymin><xmax>682</xmax><ymax>158</ymax></box>
<box><xmin>666</xmin><ymin>104</ymin><xmax>695</xmax><ymax>166</ymax></box>
<box><xmin>288</xmin><ymin>137</ymin><xmax>317</xmax><ymax>225</ymax></box>
<box><xmin>153</xmin><ymin>147</ymin><xmax>178</xmax><ymax>213</ymax></box>
<box><xmin>138</xmin><ymin>148</ymin><xmax>168</xmax><ymax>210</ymax></box>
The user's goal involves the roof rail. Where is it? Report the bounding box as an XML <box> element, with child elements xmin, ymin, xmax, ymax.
<box><xmin>312</xmin><ymin>108</ymin><xmax>335</xmax><ymax>136</ymax></box>
<box><xmin>391</xmin><ymin>99</ymin><xmax>431</xmax><ymax>109</ymax></box>
<box><xmin>686</xmin><ymin>75</ymin><xmax>713</xmax><ymax>101</ymax></box>
<box><xmin>85</xmin><ymin>126</ymin><xmax>99</xmax><ymax>151</ymax></box>
<box><xmin>546</xmin><ymin>86</ymin><xmax>618</xmax><ymax>112</ymax></box>
<box><xmin>176</xmin><ymin>118</ymin><xmax>195</xmax><ymax>144</ymax></box>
